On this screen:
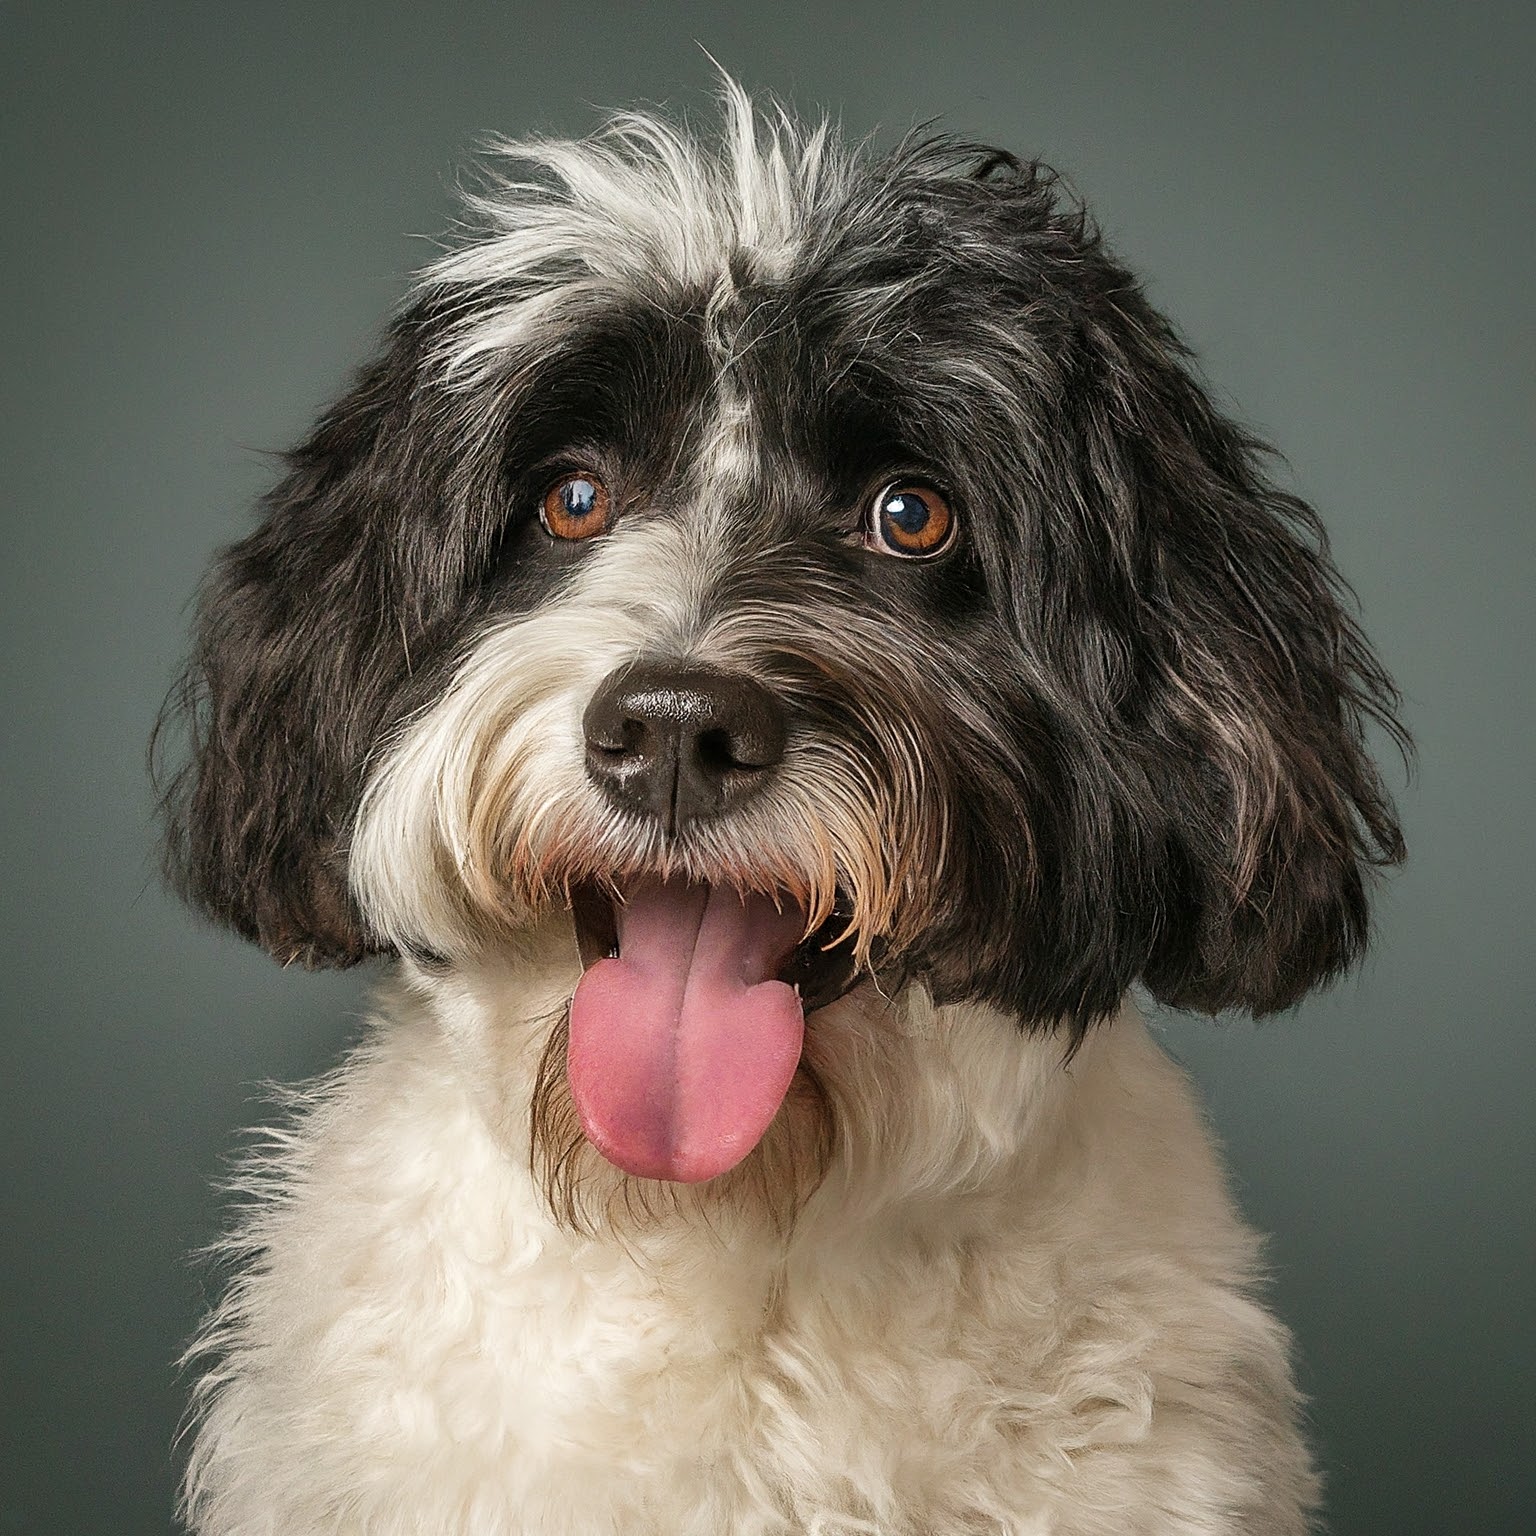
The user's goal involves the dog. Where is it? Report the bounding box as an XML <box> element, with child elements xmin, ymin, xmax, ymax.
<box><xmin>162</xmin><ymin>80</ymin><xmax>1404</xmax><ymax>1535</ymax></box>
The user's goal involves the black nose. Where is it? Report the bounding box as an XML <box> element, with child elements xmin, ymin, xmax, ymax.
<box><xmin>583</xmin><ymin>660</ymin><xmax>787</xmax><ymax>830</ymax></box>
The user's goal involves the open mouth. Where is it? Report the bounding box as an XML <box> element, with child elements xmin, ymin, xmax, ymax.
<box><xmin>566</xmin><ymin>878</ymin><xmax>860</xmax><ymax>1185</ymax></box>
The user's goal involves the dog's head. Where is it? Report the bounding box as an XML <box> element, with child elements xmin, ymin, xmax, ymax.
<box><xmin>161</xmin><ymin>84</ymin><xmax>1403</xmax><ymax>1192</ymax></box>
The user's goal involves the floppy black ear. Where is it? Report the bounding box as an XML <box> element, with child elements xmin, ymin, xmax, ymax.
<box><xmin>158</xmin><ymin>308</ymin><xmax>478</xmax><ymax>966</ymax></box>
<box><xmin>1070</xmin><ymin>268</ymin><xmax>1407</xmax><ymax>1015</ymax></box>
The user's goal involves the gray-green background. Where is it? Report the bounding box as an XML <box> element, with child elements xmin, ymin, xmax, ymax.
<box><xmin>3</xmin><ymin>3</ymin><xmax>1531</xmax><ymax>1531</ymax></box>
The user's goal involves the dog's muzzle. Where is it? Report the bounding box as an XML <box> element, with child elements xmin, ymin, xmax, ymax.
<box><xmin>567</xmin><ymin>658</ymin><xmax>859</xmax><ymax>1185</ymax></box>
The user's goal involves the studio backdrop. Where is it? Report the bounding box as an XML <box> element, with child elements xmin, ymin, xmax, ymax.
<box><xmin>2</xmin><ymin>4</ymin><xmax>1531</xmax><ymax>1533</ymax></box>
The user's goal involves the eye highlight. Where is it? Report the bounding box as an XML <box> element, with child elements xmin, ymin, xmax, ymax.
<box><xmin>540</xmin><ymin>471</ymin><xmax>612</xmax><ymax>541</ymax></box>
<box><xmin>866</xmin><ymin>481</ymin><xmax>956</xmax><ymax>558</ymax></box>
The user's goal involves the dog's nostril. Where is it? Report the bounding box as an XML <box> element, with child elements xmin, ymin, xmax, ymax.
<box><xmin>591</xmin><ymin>721</ymin><xmax>641</xmax><ymax>758</ymax></box>
<box><xmin>695</xmin><ymin>726</ymin><xmax>747</xmax><ymax>776</ymax></box>
<box><xmin>586</xmin><ymin>709</ymin><xmax>653</xmax><ymax>762</ymax></box>
<box><xmin>583</xmin><ymin>660</ymin><xmax>787</xmax><ymax>829</ymax></box>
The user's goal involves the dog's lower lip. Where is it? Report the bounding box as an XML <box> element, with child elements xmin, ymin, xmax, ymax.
<box><xmin>780</xmin><ymin>915</ymin><xmax>862</xmax><ymax>1013</ymax></box>
<box><xmin>568</xmin><ymin>880</ymin><xmax>860</xmax><ymax>1012</ymax></box>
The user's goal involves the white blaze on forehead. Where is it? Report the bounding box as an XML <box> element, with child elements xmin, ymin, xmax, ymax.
<box><xmin>679</xmin><ymin>267</ymin><xmax>778</xmax><ymax>557</ymax></box>
<box><xmin>417</xmin><ymin>78</ymin><xmax>846</xmax><ymax>386</ymax></box>
<box><xmin>696</xmin><ymin>384</ymin><xmax>760</xmax><ymax>528</ymax></box>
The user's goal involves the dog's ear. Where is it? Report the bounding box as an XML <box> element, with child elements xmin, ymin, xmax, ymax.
<box><xmin>1062</xmin><ymin>264</ymin><xmax>1407</xmax><ymax>1016</ymax></box>
<box><xmin>158</xmin><ymin>309</ymin><xmax>471</xmax><ymax>966</ymax></box>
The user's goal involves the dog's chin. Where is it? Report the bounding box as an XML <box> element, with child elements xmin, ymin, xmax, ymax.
<box><xmin>559</xmin><ymin>875</ymin><xmax>860</xmax><ymax>1187</ymax></box>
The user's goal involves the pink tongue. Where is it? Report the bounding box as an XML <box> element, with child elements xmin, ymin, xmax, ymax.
<box><xmin>567</xmin><ymin>880</ymin><xmax>807</xmax><ymax>1183</ymax></box>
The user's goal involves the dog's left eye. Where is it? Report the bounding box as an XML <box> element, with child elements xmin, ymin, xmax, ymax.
<box><xmin>866</xmin><ymin>482</ymin><xmax>956</xmax><ymax>558</ymax></box>
<box><xmin>540</xmin><ymin>471</ymin><xmax>612</xmax><ymax>541</ymax></box>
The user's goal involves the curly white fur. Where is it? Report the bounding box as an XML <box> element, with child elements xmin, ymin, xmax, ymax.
<box><xmin>182</xmin><ymin>924</ymin><xmax>1315</xmax><ymax>1534</ymax></box>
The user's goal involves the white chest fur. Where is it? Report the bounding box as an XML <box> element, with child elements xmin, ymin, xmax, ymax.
<box><xmin>183</xmin><ymin>949</ymin><xmax>1315</xmax><ymax>1535</ymax></box>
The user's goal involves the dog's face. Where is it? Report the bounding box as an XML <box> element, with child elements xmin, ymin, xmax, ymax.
<box><xmin>162</xmin><ymin>89</ymin><xmax>1402</xmax><ymax>1193</ymax></box>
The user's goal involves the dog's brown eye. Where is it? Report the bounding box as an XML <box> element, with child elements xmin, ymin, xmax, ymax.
<box><xmin>540</xmin><ymin>472</ymin><xmax>612</xmax><ymax>540</ymax></box>
<box><xmin>867</xmin><ymin>482</ymin><xmax>955</xmax><ymax>558</ymax></box>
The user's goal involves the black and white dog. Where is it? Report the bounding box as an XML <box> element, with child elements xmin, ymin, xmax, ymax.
<box><xmin>164</xmin><ymin>82</ymin><xmax>1403</xmax><ymax>1535</ymax></box>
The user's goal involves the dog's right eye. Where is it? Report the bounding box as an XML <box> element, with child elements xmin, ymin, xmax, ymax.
<box><xmin>540</xmin><ymin>472</ymin><xmax>612</xmax><ymax>540</ymax></box>
<box><xmin>865</xmin><ymin>481</ymin><xmax>956</xmax><ymax>559</ymax></box>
